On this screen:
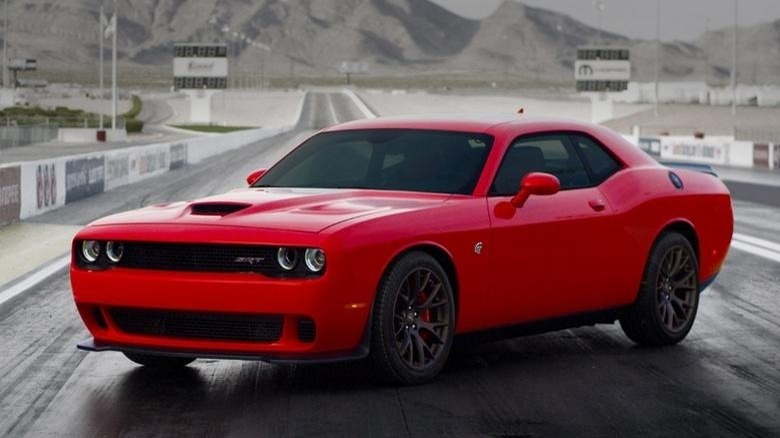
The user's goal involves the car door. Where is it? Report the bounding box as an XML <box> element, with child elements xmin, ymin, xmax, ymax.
<box><xmin>486</xmin><ymin>132</ymin><xmax>624</xmax><ymax>326</ymax></box>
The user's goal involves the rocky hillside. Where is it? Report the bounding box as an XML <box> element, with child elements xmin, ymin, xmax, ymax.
<box><xmin>4</xmin><ymin>0</ymin><xmax>778</xmax><ymax>84</ymax></box>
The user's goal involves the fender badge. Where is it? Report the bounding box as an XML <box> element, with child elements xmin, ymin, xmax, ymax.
<box><xmin>474</xmin><ymin>242</ymin><xmax>484</xmax><ymax>255</ymax></box>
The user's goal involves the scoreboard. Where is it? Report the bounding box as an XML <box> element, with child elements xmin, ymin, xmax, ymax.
<box><xmin>575</xmin><ymin>47</ymin><xmax>631</xmax><ymax>92</ymax></box>
<box><xmin>173</xmin><ymin>43</ymin><xmax>228</xmax><ymax>90</ymax></box>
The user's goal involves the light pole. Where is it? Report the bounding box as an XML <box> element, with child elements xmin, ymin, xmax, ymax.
<box><xmin>111</xmin><ymin>0</ymin><xmax>118</xmax><ymax>130</ymax></box>
<box><xmin>99</xmin><ymin>2</ymin><xmax>104</xmax><ymax>128</ymax></box>
<box><xmin>2</xmin><ymin>0</ymin><xmax>7</xmax><ymax>88</ymax></box>
<box><xmin>654</xmin><ymin>0</ymin><xmax>660</xmax><ymax>117</ymax></box>
<box><xmin>730</xmin><ymin>0</ymin><xmax>738</xmax><ymax>116</ymax></box>
<box><xmin>593</xmin><ymin>1</ymin><xmax>605</xmax><ymax>45</ymax></box>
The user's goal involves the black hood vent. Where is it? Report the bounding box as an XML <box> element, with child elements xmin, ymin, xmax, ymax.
<box><xmin>190</xmin><ymin>202</ymin><xmax>250</xmax><ymax>216</ymax></box>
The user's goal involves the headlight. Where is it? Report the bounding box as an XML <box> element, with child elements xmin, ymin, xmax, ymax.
<box><xmin>276</xmin><ymin>247</ymin><xmax>298</xmax><ymax>271</ymax></box>
<box><xmin>82</xmin><ymin>240</ymin><xmax>101</xmax><ymax>263</ymax></box>
<box><xmin>304</xmin><ymin>248</ymin><xmax>326</xmax><ymax>273</ymax></box>
<box><xmin>106</xmin><ymin>241</ymin><xmax>124</xmax><ymax>263</ymax></box>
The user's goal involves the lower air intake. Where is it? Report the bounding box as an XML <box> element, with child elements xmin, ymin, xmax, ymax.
<box><xmin>109</xmin><ymin>308</ymin><xmax>283</xmax><ymax>342</ymax></box>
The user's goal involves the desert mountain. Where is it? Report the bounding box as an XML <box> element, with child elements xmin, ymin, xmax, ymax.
<box><xmin>3</xmin><ymin>0</ymin><xmax>777</xmax><ymax>84</ymax></box>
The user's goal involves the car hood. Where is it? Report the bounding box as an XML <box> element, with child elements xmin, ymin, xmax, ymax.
<box><xmin>89</xmin><ymin>188</ymin><xmax>453</xmax><ymax>233</ymax></box>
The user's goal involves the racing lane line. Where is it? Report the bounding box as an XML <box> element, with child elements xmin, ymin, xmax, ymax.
<box><xmin>0</xmin><ymin>255</ymin><xmax>70</xmax><ymax>307</ymax></box>
<box><xmin>732</xmin><ymin>233</ymin><xmax>780</xmax><ymax>253</ymax></box>
<box><xmin>730</xmin><ymin>239</ymin><xmax>780</xmax><ymax>264</ymax></box>
<box><xmin>325</xmin><ymin>93</ymin><xmax>339</xmax><ymax>125</ymax></box>
<box><xmin>341</xmin><ymin>89</ymin><xmax>377</xmax><ymax>119</ymax></box>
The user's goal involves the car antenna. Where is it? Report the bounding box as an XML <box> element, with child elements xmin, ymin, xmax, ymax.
<box><xmin>517</xmin><ymin>107</ymin><xmax>524</xmax><ymax>116</ymax></box>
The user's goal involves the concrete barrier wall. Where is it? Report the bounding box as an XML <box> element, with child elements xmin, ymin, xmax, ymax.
<box><xmin>0</xmin><ymin>125</ymin><xmax>59</xmax><ymax>149</ymax></box>
<box><xmin>0</xmin><ymin>92</ymin><xmax>306</xmax><ymax>226</ymax></box>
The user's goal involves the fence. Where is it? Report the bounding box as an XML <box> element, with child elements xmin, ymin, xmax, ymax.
<box><xmin>0</xmin><ymin>125</ymin><xmax>59</xmax><ymax>149</ymax></box>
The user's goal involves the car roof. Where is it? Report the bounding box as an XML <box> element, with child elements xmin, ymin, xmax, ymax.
<box><xmin>324</xmin><ymin>114</ymin><xmax>599</xmax><ymax>135</ymax></box>
<box><xmin>324</xmin><ymin>114</ymin><xmax>658</xmax><ymax>168</ymax></box>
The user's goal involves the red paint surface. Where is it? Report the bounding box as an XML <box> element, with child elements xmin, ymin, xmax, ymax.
<box><xmin>71</xmin><ymin>116</ymin><xmax>733</xmax><ymax>359</ymax></box>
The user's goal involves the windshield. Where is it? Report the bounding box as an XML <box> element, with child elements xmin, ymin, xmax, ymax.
<box><xmin>254</xmin><ymin>129</ymin><xmax>493</xmax><ymax>195</ymax></box>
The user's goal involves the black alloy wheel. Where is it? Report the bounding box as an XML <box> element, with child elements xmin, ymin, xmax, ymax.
<box><xmin>620</xmin><ymin>232</ymin><xmax>700</xmax><ymax>346</ymax></box>
<box><xmin>370</xmin><ymin>252</ymin><xmax>455</xmax><ymax>384</ymax></box>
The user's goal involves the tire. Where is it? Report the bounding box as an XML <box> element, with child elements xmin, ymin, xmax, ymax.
<box><xmin>123</xmin><ymin>352</ymin><xmax>196</xmax><ymax>368</ymax></box>
<box><xmin>370</xmin><ymin>252</ymin><xmax>456</xmax><ymax>385</ymax></box>
<box><xmin>620</xmin><ymin>232</ymin><xmax>700</xmax><ymax>346</ymax></box>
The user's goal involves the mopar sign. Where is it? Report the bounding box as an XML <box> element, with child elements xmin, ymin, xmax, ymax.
<box><xmin>66</xmin><ymin>157</ymin><xmax>105</xmax><ymax>203</ymax></box>
<box><xmin>576</xmin><ymin>47</ymin><xmax>630</xmax><ymax>92</ymax></box>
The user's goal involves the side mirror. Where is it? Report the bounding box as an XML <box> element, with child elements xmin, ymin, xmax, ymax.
<box><xmin>510</xmin><ymin>172</ymin><xmax>560</xmax><ymax>208</ymax></box>
<box><xmin>246</xmin><ymin>168</ymin><xmax>267</xmax><ymax>186</ymax></box>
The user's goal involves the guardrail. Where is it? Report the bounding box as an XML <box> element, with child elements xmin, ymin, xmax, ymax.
<box><xmin>0</xmin><ymin>93</ymin><xmax>307</xmax><ymax>227</ymax></box>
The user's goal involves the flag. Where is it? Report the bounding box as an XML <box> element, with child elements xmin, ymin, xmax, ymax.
<box><xmin>103</xmin><ymin>13</ymin><xmax>116</xmax><ymax>39</ymax></box>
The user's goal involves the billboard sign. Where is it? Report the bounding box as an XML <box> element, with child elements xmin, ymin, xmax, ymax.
<box><xmin>576</xmin><ymin>47</ymin><xmax>630</xmax><ymax>92</ymax></box>
<box><xmin>9</xmin><ymin>58</ymin><xmax>37</xmax><ymax>71</ymax></box>
<box><xmin>173</xmin><ymin>43</ymin><xmax>228</xmax><ymax>90</ymax></box>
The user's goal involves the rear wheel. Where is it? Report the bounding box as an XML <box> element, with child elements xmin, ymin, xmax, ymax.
<box><xmin>620</xmin><ymin>232</ymin><xmax>699</xmax><ymax>346</ymax></box>
<box><xmin>370</xmin><ymin>252</ymin><xmax>455</xmax><ymax>385</ymax></box>
<box><xmin>123</xmin><ymin>352</ymin><xmax>196</xmax><ymax>368</ymax></box>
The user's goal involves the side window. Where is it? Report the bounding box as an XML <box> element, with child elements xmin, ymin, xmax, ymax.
<box><xmin>490</xmin><ymin>134</ymin><xmax>590</xmax><ymax>196</ymax></box>
<box><xmin>571</xmin><ymin>134</ymin><xmax>621</xmax><ymax>185</ymax></box>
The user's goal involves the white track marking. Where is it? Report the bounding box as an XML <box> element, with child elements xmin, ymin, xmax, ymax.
<box><xmin>341</xmin><ymin>89</ymin><xmax>377</xmax><ymax>119</ymax></box>
<box><xmin>730</xmin><ymin>240</ymin><xmax>780</xmax><ymax>264</ymax></box>
<box><xmin>326</xmin><ymin>93</ymin><xmax>339</xmax><ymax>125</ymax></box>
<box><xmin>732</xmin><ymin>233</ymin><xmax>780</xmax><ymax>254</ymax></box>
<box><xmin>0</xmin><ymin>255</ymin><xmax>70</xmax><ymax>307</ymax></box>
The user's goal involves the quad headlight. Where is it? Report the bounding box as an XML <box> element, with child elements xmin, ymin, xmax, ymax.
<box><xmin>275</xmin><ymin>247</ymin><xmax>326</xmax><ymax>274</ymax></box>
<box><xmin>304</xmin><ymin>248</ymin><xmax>326</xmax><ymax>273</ymax></box>
<box><xmin>81</xmin><ymin>240</ymin><xmax>101</xmax><ymax>263</ymax></box>
<box><xmin>276</xmin><ymin>247</ymin><xmax>299</xmax><ymax>271</ymax></box>
<box><xmin>106</xmin><ymin>241</ymin><xmax>124</xmax><ymax>263</ymax></box>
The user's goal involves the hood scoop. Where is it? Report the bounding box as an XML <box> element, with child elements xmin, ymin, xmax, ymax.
<box><xmin>190</xmin><ymin>202</ymin><xmax>251</xmax><ymax>216</ymax></box>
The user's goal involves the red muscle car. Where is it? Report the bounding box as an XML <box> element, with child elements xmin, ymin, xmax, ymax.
<box><xmin>71</xmin><ymin>115</ymin><xmax>733</xmax><ymax>384</ymax></box>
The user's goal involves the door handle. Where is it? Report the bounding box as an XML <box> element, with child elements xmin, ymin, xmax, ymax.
<box><xmin>588</xmin><ymin>199</ymin><xmax>606</xmax><ymax>212</ymax></box>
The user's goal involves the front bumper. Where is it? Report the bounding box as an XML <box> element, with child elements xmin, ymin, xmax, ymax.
<box><xmin>71</xmin><ymin>265</ymin><xmax>373</xmax><ymax>360</ymax></box>
<box><xmin>76</xmin><ymin>338</ymin><xmax>369</xmax><ymax>364</ymax></box>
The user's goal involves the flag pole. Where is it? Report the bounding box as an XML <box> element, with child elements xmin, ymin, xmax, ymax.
<box><xmin>111</xmin><ymin>0</ymin><xmax>117</xmax><ymax>131</ymax></box>
<box><xmin>99</xmin><ymin>3</ymin><xmax>104</xmax><ymax>129</ymax></box>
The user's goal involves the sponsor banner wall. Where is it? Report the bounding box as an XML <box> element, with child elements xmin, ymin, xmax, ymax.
<box><xmin>658</xmin><ymin>136</ymin><xmax>755</xmax><ymax>168</ymax></box>
<box><xmin>128</xmin><ymin>144</ymin><xmax>170</xmax><ymax>184</ymax></box>
<box><xmin>753</xmin><ymin>144</ymin><xmax>769</xmax><ymax>168</ymax></box>
<box><xmin>169</xmin><ymin>142</ymin><xmax>188</xmax><ymax>170</ymax></box>
<box><xmin>773</xmin><ymin>144</ymin><xmax>780</xmax><ymax>170</ymax></box>
<box><xmin>19</xmin><ymin>160</ymin><xmax>66</xmax><ymax>219</ymax></box>
<box><xmin>728</xmin><ymin>141</ymin><xmax>755</xmax><ymax>168</ymax></box>
<box><xmin>104</xmin><ymin>150</ymin><xmax>131</xmax><ymax>191</ymax></box>
<box><xmin>65</xmin><ymin>156</ymin><xmax>105</xmax><ymax>203</ymax></box>
<box><xmin>660</xmin><ymin>137</ymin><xmax>729</xmax><ymax>165</ymax></box>
<box><xmin>0</xmin><ymin>166</ymin><xmax>21</xmax><ymax>225</ymax></box>
<box><xmin>4</xmin><ymin>103</ymin><xmax>302</xmax><ymax>223</ymax></box>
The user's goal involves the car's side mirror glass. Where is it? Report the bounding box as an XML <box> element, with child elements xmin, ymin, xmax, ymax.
<box><xmin>246</xmin><ymin>168</ymin><xmax>267</xmax><ymax>186</ymax></box>
<box><xmin>510</xmin><ymin>172</ymin><xmax>560</xmax><ymax>208</ymax></box>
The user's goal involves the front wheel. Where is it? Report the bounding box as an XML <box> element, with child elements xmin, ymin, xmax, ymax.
<box><xmin>370</xmin><ymin>252</ymin><xmax>456</xmax><ymax>385</ymax></box>
<box><xmin>123</xmin><ymin>352</ymin><xmax>196</xmax><ymax>368</ymax></box>
<box><xmin>620</xmin><ymin>232</ymin><xmax>700</xmax><ymax>346</ymax></box>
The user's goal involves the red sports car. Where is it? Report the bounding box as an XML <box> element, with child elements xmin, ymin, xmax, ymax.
<box><xmin>71</xmin><ymin>115</ymin><xmax>733</xmax><ymax>384</ymax></box>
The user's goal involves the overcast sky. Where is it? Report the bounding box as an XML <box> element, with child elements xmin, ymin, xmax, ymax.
<box><xmin>429</xmin><ymin>0</ymin><xmax>780</xmax><ymax>41</ymax></box>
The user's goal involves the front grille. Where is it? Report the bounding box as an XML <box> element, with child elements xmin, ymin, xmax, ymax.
<box><xmin>109</xmin><ymin>308</ymin><xmax>283</xmax><ymax>342</ymax></box>
<box><xmin>117</xmin><ymin>242</ymin><xmax>278</xmax><ymax>274</ymax></box>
